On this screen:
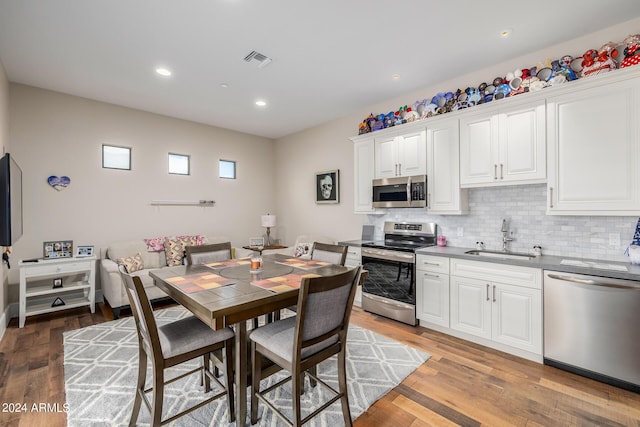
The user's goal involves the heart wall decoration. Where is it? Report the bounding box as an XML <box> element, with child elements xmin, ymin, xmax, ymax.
<box><xmin>48</xmin><ymin>175</ymin><xmax>71</xmax><ymax>191</ymax></box>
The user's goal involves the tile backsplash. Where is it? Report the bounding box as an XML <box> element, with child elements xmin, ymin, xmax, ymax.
<box><xmin>365</xmin><ymin>184</ymin><xmax>638</xmax><ymax>263</ymax></box>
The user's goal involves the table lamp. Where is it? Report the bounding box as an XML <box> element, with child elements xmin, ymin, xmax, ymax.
<box><xmin>261</xmin><ymin>214</ymin><xmax>277</xmax><ymax>246</ymax></box>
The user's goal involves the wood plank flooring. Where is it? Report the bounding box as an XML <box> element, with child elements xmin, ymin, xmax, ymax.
<box><xmin>0</xmin><ymin>303</ymin><xmax>638</xmax><ymax>426</ymax></box>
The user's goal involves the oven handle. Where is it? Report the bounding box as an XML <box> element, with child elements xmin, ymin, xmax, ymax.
<box><xmin>362</xmin><ymin>248</ymin><xmax>415</xmax><ymax>263</ymax></box>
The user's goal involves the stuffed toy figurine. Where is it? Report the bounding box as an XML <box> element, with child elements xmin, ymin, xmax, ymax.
<box><xmin>620</xmin><ymin>34</ymin><xmax>640</xmax><ymax>68</ymax></box>
<box><xmin>581</xmin><ymin>47</ymin><xmax>616</xmax><ymax>77</ymax></box>
<box><xmin>413</xmin><ymin>99</ymin><xmax>428</xmax><ymax>118</ymax></box>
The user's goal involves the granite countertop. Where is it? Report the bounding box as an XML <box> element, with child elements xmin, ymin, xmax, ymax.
<box><xmin>337</xmin><ymin>240</ymin><xmax>371</xmax><ymax>247</ymax></box>
<box><xmin>416</xmin><ymin>246</ymin><xmax>640</xmax><ymax>281</ymax></box>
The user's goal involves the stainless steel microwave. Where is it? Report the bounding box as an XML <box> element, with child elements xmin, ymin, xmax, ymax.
<box><xmin>372</xmin><ymin>175</ymin><xmax>427</xmax><ymax>208</ymax></box>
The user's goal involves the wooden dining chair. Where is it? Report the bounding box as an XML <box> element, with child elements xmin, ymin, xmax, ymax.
<box><xmin>310</xmin><ymin>242</ymin><xmax>348</xmax><ymax>266</ymax></box>
<box><xmin>185</xmin><ymin>242</ymin><xmax>232</xmax><ymax>265</ymax></box>
<box><xmin>250</xmin><ymin>266</ymin><xmax>363</xmax><ymax>427</ymax></box>
<box><xmin>120</xmin><ymin>269</ymin><xmax>236</xmax><ymax>426</ymax></box>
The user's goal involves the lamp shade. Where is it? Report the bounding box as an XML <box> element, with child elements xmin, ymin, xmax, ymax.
<box><xmin>261</xmin><ymin>214</ymin><xmax>276</xmax><ymax>228</ymax></box>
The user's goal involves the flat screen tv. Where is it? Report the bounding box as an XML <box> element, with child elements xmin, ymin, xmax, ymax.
<box><xmin>0</xmin><ymin>153</ymin><xmax>23</xmax><ymax>246</ymax></box>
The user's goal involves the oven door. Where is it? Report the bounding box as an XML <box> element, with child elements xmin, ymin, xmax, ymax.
<box><xmin>361</xmin><ymin>248</ymin><xmax>415</xmax><ymax>304</ymax></box>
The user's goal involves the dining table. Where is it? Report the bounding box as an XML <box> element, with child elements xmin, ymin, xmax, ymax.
<box><xmin>149</xmin><ymin>252</ymin><xmax>350</xmax><ymax>426</ymax></box>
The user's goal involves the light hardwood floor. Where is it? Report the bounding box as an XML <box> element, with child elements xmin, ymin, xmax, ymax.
<box><xmin>0</xmin><ymin>303</ymin><xmax>639</xmax><ymax>426</ymax></box>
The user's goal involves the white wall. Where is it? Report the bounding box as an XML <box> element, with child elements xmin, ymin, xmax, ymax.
<box><xmin>0</xmin><ymin>58</ymin><xmax>9</xmax><ymax>334</ymax></box>
<box><xmin>275</xmin><ymin>17</ymin><xmax>640</xmax><ymax>262</ymax></box>
<box><xmin>7</xmin><ymin>84</ymin><xmax>276</xmax><ymax>292</ymax></box>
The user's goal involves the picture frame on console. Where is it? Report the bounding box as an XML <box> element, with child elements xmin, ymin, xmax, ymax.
<box><xmin>43</xmin><ymin>240</ymin><xmax>73</xmax><ymax>259</ymax></box>
<box><xmin>315</xmin><ymin>169</ymin><xmax>339</xmax><ymax>204</ymax></box>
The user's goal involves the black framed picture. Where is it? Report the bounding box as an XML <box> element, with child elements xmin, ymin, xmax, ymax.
<box><xmin>315</xmin><ymin>170</ymin><xmax>339</xmax><ymax>204</ymax></box>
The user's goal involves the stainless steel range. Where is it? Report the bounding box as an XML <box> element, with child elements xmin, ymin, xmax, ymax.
<box><xmin>361</xmin><ymin>221</ymin><xmax>437</xmax><ymax>326</ymax></box>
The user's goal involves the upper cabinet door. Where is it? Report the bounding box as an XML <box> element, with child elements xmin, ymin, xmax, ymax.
<box><xmin>547</xmin><ymin>75</ymin><xmax>640</xmax><ymax>215</ymax></box>
<box><xmin>353</xmin><ymin>138</ymin><xmax>377</xmax><ymax>214</ymax></box>
<box><xmin>396</xmin><ymin>130</ymin><xmax>427</xmax><ymax>177</ymax></box>
<box><xmin>374</xmin><ymin>129</ymin><xmax>426</xmax><ymax>178</ymax></box>
<box><xmin>373</xmin><ymin>135</ymin><xmax>398</xmax><ymax>178</ymax></box>
<box><xmin>460</xmin><ymin>100</ymin><xmax>546</xmax><ymax>187</ymax></box>
<box><xmin>459</xmin><ymin>111</ymin><xmax>500</xmax><ymax>185</ymax></box>
<box><xmin>499</xmin><ymin>102</ymin><xmax>546</xmax><ymax>183</ymax></box>
<box><xmin>426</xmin><ymin>118</ymin><xmax>468</xmax><ymax>215</ymax></box>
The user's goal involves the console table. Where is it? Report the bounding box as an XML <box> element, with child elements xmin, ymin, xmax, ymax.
<box><xmin>18</xmin><ymin>256</ymin><xmax>96</xmax><ymax>327</ymax></box>
<box><xmin>242</xmin><ymin>245</ymin><xmax>287</xmax><ymax>255</ymax></box>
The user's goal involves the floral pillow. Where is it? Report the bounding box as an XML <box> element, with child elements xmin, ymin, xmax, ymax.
<box><xmin>293</xmin><ymin>242</ymin><xmax>311</xmax><ymax>257</ymax></box>
<box><xmin>117</xmin><ymin>252</ymin><xmax>145</xmax><ymax>273</ymax></box>
<box><xmin>144</xmin><ymin>236</ymin><xmax>167</xmax><ymax>252</ymax></box>
<box><xmin>163</xmin><ymin>235</ymin><xmax>203</xmax><ymax>266</ymax></box>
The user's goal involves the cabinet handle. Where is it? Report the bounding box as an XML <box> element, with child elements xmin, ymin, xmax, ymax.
<box><xmin>500</xmin><ymin>163</ymin><xmax>504</xmax><ymax>180</ymax></box>
<box><xmin>395</xmin><ymin>164</ymin><xmax>399</xmax><ymax>176</ymax></box>
<box><xmin>494</xmin><ymin>164</ymin><xmax>497</xmax><ymax>180</ymax></box>
<box><xmin>423</xmin><ymin>273</ymin><xmax>440</xmax><ymax>279</ymax></box>
<box><xmin>549</xmin><ymin>187</ymin><xmax>554</xmax><ymax>208</ymax></box>
<box><xmin>493</xmin><ymin>285</ymin><xmax>497</xmax><ymax>302</ymax></box>
<box><xmin>486</xmin><ymin>284</ymin><xmax>490</xmax><ymax>301</ymax></box>
<box><xmin>398</xmin><ymin>163</ymin><xmax>402</xmax><ymax>176</ymax></box>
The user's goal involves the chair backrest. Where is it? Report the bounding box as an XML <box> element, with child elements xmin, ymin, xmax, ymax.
<box><xmin>185</xmin><ymin>242</ymin><xmax>232</xmax><ymax>265</ymax></box>
<box><xmin>119</xmin><ymin>268</ymin><xmax>163</xmax><ymax>363</ymax></box>
<box><xmin>310</xmin><ymin>242</ymin><xmax>348</xmax><ymax>266</ymax></box>
<box><xmin>293</xmin><ymin>266</ymin><xmax>362</xmax><ymax>361</ymax></box>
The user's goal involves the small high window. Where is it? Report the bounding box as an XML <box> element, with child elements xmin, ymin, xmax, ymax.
<box><xmin>168</xmin><ymin>153</ymin><xmax>190</xmax><ymax>175</ymax></box>
<box><xmin>102</xmin><ymin>145</ymin><xmax>131</xmax><ymax>170</ymax></box>
<box><xmin>219</xmin><ymin>160</ymin><xmax>236</xmax><ymax>179</ymax></box>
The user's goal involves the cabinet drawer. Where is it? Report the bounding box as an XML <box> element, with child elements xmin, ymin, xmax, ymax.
<box><xmin>416</xmin><ymin>255</ymin><xmax>449</xmax><ymax>274</ymax></box>
<box><xmin>450</xmin><ymin>259</ymin><xmax>541</xmax><ymax>289</ymax></box>
<box><xmin>22</xmin><ymin>260</ymin><xmax>92</xmax><ymax>277</ymax></box>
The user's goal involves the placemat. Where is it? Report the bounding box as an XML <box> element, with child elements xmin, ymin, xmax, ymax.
<box><xmin>274</xmin><ymin>257</ymin><xmax>330</xmax><ymax>270</ymax></box>
<box><xmin>251</xmin><ymin>272</ymin><xmax>321</xmax><ymax>292</ymax></box>
<box><xmin>165</xmin><ymin>272</ymin><xmax>235</xmax><ymax>293</ymax></box>
<box><xmin>206</xmin><ymin>257</ymin><xmax>252</xmax><ymax>268</ymax></box>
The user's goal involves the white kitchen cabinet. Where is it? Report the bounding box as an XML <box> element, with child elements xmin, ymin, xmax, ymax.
<box><xmin>546</xmin><ymin>71</ymin><xmax>640</xmax><ymax>215</ymax></box>
<box><xmin>19</xmin><ymin>256</ymin><xmax>96</xmax><ymax>328</ymax></box>
<box><xmin>374</xmin><ymin>129</ymin><xmax>426</xmax><ymax>178</ymax></box>
<box><xmin>460</xmin><ymin>100</ymin><xmax>546</xmax><ymax>187</ymax></box>
<box><xmin>352</xmin><ymin>138</ymin><xmax>379</xmax><ymax>214</ymax></box>
<box><xmin>426</xmin><ymin>117</ymin><xmax>468</xmax><ymax>214</ymax></box>
<box><xmin>449</xmin><ymin>258</ymin><xmax>542</xmax><ymax>356</ymax></box>
<box><xmin>416</xmin><ymin>255</ymin><xmax>449</xmax><ymax>327</ymax></box>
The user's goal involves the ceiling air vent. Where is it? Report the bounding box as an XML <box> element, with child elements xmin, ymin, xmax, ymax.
<box><xmin>243</xmin><ymin>50</ymin><xmax>272</xmax><ymax>68</ymax></box>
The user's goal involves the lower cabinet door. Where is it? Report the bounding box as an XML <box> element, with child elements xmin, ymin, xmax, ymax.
<box><xmin>416</xmin><ymin>271</ymin><xmax>449</xmax><ymax>327</ymax></box>
<box><xmin>491</xmin><ymin>282</ymin><xmax>542</xmax><ymax>354</ymax></box>
<box><xmin>450</xmin><ymin>276</ymin><xmax>491</xmax><ymax>340</ymax></box>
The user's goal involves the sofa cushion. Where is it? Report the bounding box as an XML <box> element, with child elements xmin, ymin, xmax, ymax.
<box><xmin>293</xmin><ymin>242</ymin><xmax>312</xmax><ymax>257</ymax></box>
<box><xmin>164</xmin><ymin>235</ymin><xmax>201</xmax><ymax>266</ymax></box>
<box><xmin>117</xmin><ymin>252</ymin><xmax>145</xmax><ymax>273</ymax></box>
<box><xmin>144</xmin><ymin>236</ymin><xmax>167</xmax><ymax>252</ymax></box>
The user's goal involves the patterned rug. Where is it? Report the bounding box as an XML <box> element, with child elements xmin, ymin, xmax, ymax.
<box><xmin>63</xmin><ymin>307</ymin><xmax>430</xmax><ymax>426</ymax></box>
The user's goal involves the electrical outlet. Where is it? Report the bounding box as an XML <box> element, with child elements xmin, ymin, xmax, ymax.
<box><xmin>609</xmin><ymin>233</ymin><xmax>620</xmax><ymax>247</ymax></box>
<box><xmin>457</xmin><ymin>227</ymin><xmax>464</xmax><ymax>237</ymax></box>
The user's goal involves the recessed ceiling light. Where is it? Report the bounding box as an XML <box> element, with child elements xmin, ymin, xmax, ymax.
<box><xmin>155</xmin><ymin>67</ymin><xmax>172</xmax><ymax>77</ymax></box>
<box><xmin>255</xmin><ymin>100</ymin><xmax>267</xmax><ymax>107</ymax></box>
<box><xmin>500</xmin><ymin>29</ymin><xmax>512</xmax><ymax>38</ymax></box>
<box><xmin>220</xmin><ymin>83</ymin><xmax>229</xmax><ymax>88</ymax></box>
<box><xmin>392</xmin><ymin>74</ymin><xmax>401</xmax><ymax>80</ymax></box>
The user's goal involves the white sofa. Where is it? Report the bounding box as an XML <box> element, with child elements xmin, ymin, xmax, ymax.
<box><xmin>100</xmin><ymin>235</ymin><xmax>251</xmax><ymax>318</ymax></box>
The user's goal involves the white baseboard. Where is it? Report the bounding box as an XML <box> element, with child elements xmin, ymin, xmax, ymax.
<box><xmin>0</xmin><ymin>306</ymin><xmax>7</xmax><ymax>342</ymax></box>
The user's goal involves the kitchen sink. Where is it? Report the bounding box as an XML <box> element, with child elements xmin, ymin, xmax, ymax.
<box><xmin>464</xmin><ymin>249</ymin><xmax>534</xmax><ymax>260</ymax></box>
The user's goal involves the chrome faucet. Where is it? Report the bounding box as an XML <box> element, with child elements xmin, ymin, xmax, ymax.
<box><xmin>501</xmin><ymin>219</ymin><xmax>514</xmax><ymax>252</ymax></box>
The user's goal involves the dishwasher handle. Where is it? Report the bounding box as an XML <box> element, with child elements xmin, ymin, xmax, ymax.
<box><xmin>547</xmin><ymin>273</ymin><xmax>640</xmax><ymax>290</ymax></box>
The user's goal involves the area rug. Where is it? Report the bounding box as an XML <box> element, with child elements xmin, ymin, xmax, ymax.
<box><xmin>63</xmin><ymin>307</ymin><xmax>430</xmax><ymax>426</ymax></box>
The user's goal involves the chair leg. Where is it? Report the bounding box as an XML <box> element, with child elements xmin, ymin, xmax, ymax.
<box><xmin>203</xmin><ymin>353</ymin><xmax>211</xmax><ymax>393</ymax></box>
<box><xmin>129</xmin><ymin>348</ymin><xmax>147</xmax><ymax>427</ymax></box>
<box><xmin>225</xmin><ymin>339</ymin><xmax>236</xmax><ymax>423</ymax></box>
<box><xmin>292</xmin><ymin>368</ymin><xmax>303</xmax><ymax>426</ymax></box>
<box><xmin>338</xmin><ymin>348</ymin><xmax>353</xmax><ymax>427</ymax></box>
<box><xmin>150</xmin><ymin>364</ymin><xmax>164</xmax><ymax>427</ymax></box>
<box><xmin>308</xmin><ymin>365</ymin><xmax>317</xmax><ymax>388</ymax></box>
<box><xmin>250</xmin><ymin>343</ymin><xmax>261</xmax><ymax>424</ymax></box>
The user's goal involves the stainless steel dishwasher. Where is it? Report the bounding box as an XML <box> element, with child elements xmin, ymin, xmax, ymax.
<box><xmin>544</xmin><ymin>270</ymin><xmax>640</xmax><ymax>393</ymax></box>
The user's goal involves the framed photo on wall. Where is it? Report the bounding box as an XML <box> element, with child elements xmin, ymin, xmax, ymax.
<box><xmin>315</xmin><ymin>170</ymin><xmax>339</xmax><ymax>204</ymax></box>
